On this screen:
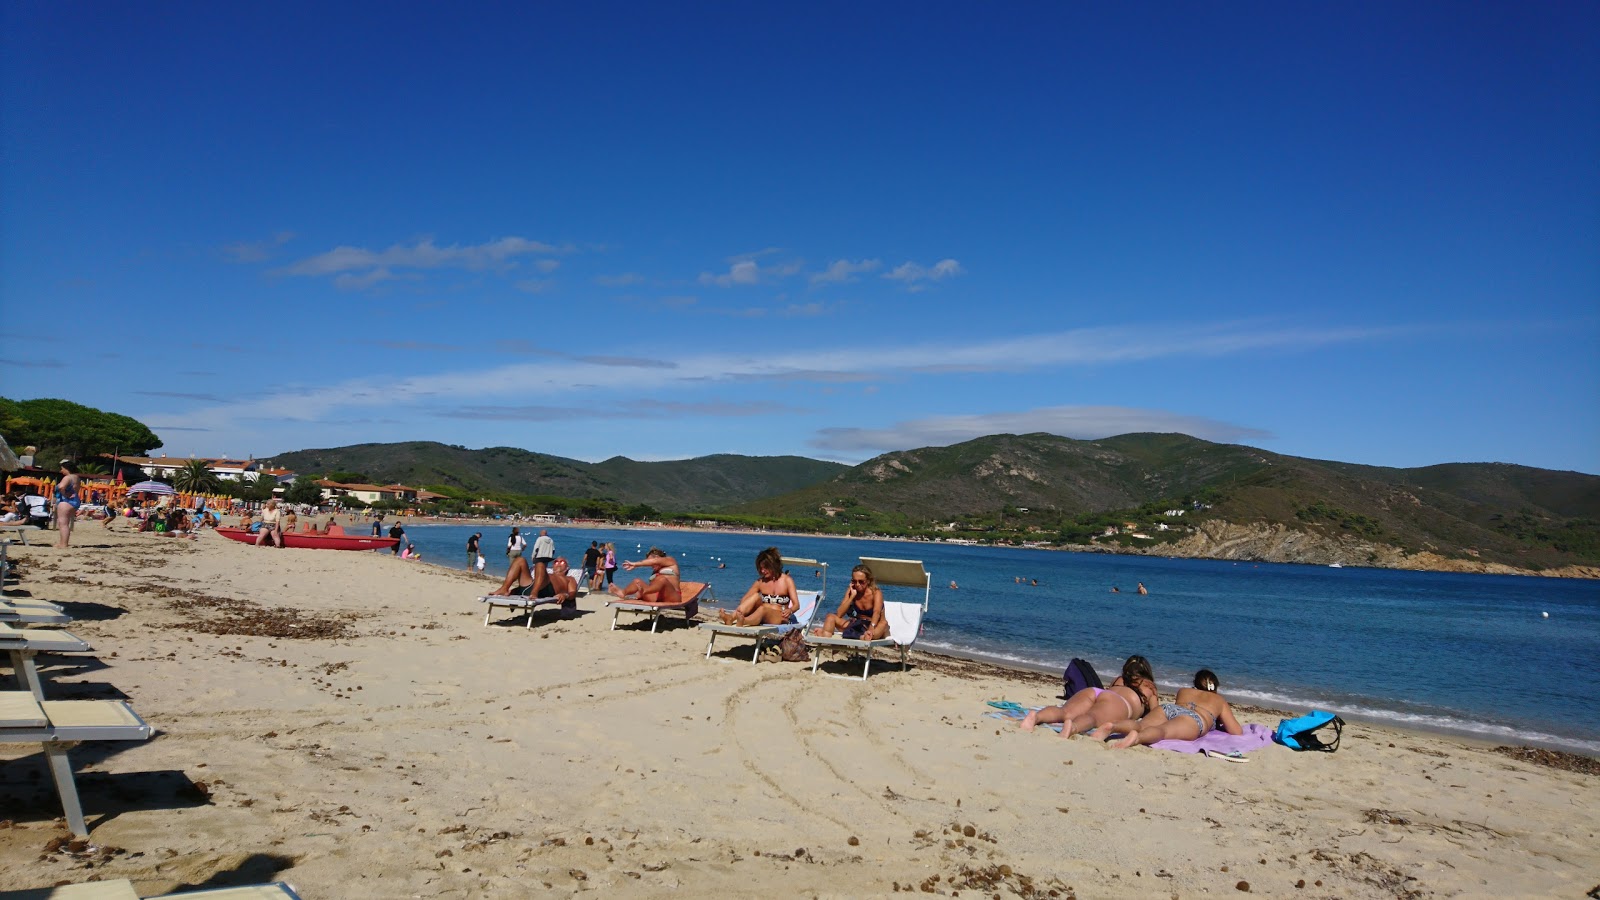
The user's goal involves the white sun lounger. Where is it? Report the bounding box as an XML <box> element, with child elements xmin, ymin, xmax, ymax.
<box><xmin>0</xmin><ymin>880</ymin><xmax>304</xmax><ymax>899</ymax></box>
<box><xmin>0</xmin><ymin>597</ymin><xmax>71</xmax><ymax>626</ymax></box>
<box><xmin>606</xmin><ymin>581</ymin><xmax>711</xmax><ymax>632</ymax></box>
<box><xmin>0</xmin><ymin>692</ymin><xmax>153</xmax><ymax>838</ymax></box>
<box><xmin>699</xmin><ymin>588</ymin><xmax>824</xmax><ymax>663</ymax></box>
<box><xmin>479</xmin><ymin>584</ymin><xmax>589</xmax><ymax>628</ymax></box>
<box><xmin>804</xmin><ymin>556</ymin><xmax>930</xmax><ymax>680</ymax></box>
<box><xmin>1</xmin><ymin>624</ymin><xmax>91</xmax><ymax>699</ymax></box>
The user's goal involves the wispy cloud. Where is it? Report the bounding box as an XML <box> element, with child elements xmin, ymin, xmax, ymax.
<box><xmin>280</xmin><ymin>236</ymin><xmax>569</xmax><ymax>290</ymax></box>
<box><xmin>885</xmin><ymin>258</ymin><xmax>963</xmax><ymax>291</ymax></box>
<box><xmin>596</xmin><ymin>273</ymin><xmax>646</xmax><ymax>287</ymax></box>
<box><xmin>222</xmin><ymin>231</ymin><xmax>296</xmax><ymax>263</ymax></box>
<box><xmin>436</xmin><ymin>400</ymin><xmax>804</xmax><ymax>422</ymax></box>
<box><xmin>372</xmin><ymin>340</ymin><xmax>465</xmax><ymax>352</ymax></box>
<box><xmin>139</xmin><ymin>320</ymin><xmax>1400</xmax><ymax>444</ymax></box>
<box><xmin>514</xmin><ymin>278</ymin><xmax>555</xmax><ymax>294</ymax></box>
<box><xmin>134</xmin><ymin>390</ymin><xmax>233</xmax><ymax>403</ymax></box>
<box><xmin>0</xmin><ymin>358</ymin><xmax>66</xmax><ymax>368</ymax></box>
<box><xmin>699</xmin><ymin>256</ymin><xmax>802</xmax><ymax>287</ymax></box>
<box><xmin>810</xmin><ymin>406</ymin><xmax>1273</xmax><ymax>454</ymax></box>
<box><xmin>811</xmin><ymin>258</ymin><xmax>881</xmax><ymax>285</ymax></box>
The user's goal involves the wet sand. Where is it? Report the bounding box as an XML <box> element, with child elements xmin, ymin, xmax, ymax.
<box><xmin>1</xmin><ymin>528</ymin><xmax>1595</xmax><ymax>897</ymax></box>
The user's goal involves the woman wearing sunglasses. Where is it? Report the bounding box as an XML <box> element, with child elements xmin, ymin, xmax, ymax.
<box><xmin>811</xmin><ymin>564</ymin><xmax>888</xmax><ymax>641</ymax></box>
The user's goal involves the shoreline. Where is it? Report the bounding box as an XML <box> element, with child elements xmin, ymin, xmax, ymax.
<box><xmin>2</xmin><ymin>530</ymin><xmax>1595</xmax><ymax>896</ymax></box>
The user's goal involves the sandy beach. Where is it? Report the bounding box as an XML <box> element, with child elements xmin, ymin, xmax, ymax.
<box><xmin>1</xmin><ymin>529</ymin><xmax>1596</xmax><ymax>898</ymax></box>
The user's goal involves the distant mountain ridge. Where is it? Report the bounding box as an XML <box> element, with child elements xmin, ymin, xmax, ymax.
<box><xmin>267</xmin><ymin>441</ymin><xmax>848</xmax><ymax>511</ymax></box>
<box><xmin>736</xmin><ymin>432</ymin><xmax>1600</xmax><ymax>573</ymax></box>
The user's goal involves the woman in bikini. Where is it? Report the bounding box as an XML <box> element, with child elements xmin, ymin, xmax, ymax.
<box><xmin>718</xmin><ymin>546</ymin><xmax>799</xmax><ymax>626</ymax></box>
<box><xmin>1109</xmin><ymin>668</ymin><xmax>1243</xmax><ymax>748</ymax></box>
<box><xmin>607</xmin><ymin>548</ymin><xmax>682</xmax><ymax>605</ymax></box>
<box><xmin>1019</xmin><ymin>655</ymin><xmax>1160</xmax><ymax>739</ymax></box>
<box><xmin>811</xmin><ymin>563</ymin><xmax>887</xmax><ymax>640</ymax></box>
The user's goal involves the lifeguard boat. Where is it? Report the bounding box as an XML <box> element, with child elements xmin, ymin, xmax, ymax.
<box><xmin>215</xmin><ymin>526</ymin><xmax>399</xmax><ymax>551</ymax></box>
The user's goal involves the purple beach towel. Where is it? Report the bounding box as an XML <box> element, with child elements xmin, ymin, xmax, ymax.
<box><xmin>1151</xmin><ymin>722</ymin><xmax>1274</xmax><ymax>754</ymax></box>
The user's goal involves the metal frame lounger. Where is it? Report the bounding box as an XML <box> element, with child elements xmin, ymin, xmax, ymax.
<box><xmin>0</xmin><ymin>600</ymin><xmax>71</xmax><ymax>626</ymax></box>
<box><xmin>479</xmin><ymin>585</ymin><xmax>589</xmax><ymax>628</ymax></box>
<box><xmin>1</xmin><ymin>624</ymin><xmax>91</xmax><ymax>699</ymax></box>
<box><xmin>0</xmin><ymin>691</ymin><xmax>153</xmax><ymax>838</ymax></box>
<box><xmin>0</xmin><ymin>880</ymin><xmax>305</xmax><ymax>899</ymax></box>
<box><xmin>804</xmin><ymin>556</ymin><xmax>931</xmax><ymax>681</ymax></box>
<box><xmin>606</xmin><ymin>581</ymin><xmax>711</xmax><ymax>632</ymax></box>
<box><xmin>697</xmin><ymin>557</ymin><xmax>828</xmax><ymax>663</ymax></box>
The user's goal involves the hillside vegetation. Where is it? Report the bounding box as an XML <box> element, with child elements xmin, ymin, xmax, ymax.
<box><xmin>734</xmin><ymin>433</ymin><xmax>1600</xmax><ymax>573</ymax></box>
<box><xmin>267</xmin><ymin>441</ymin><xmax>847</xmax><ymax>512</ymax></box>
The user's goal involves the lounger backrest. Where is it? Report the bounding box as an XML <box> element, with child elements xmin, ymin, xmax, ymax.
<box><xmin>859</xmin><ymin>557</ymin><xmax>931</xmax><ymax>611</ymax></box>
<box><xmin>791</xmin><ymin>589</ymin><xmax>823</xmax><ymax>629</ymax></box>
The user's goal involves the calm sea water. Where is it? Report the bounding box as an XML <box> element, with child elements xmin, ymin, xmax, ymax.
<box><xmin>391</xmin><ymin>523</ymin><xmax>1600</xmax><ymax>754</ymax></box>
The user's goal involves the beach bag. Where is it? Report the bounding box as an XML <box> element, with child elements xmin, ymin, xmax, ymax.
<box><xmin>1273</xmin><ymin>710</ymin><xmax>1344</xmax><ymax>752</ymax></box>
<box><xmin>1063</xmin><ymin>657</ymin><xmax>1103</xmax><ymax>699</ymax></box>
<box><xmin>778</xmin><ymin>629</ymin><xmax>810</xmax><ymax>662</ymax></box>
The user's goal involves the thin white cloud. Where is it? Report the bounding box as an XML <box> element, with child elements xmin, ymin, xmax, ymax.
<box><xmin>596</xmin><ymin>273</ymin><xmax>646</xmax><ymax>287</ymax></box>
<box><xmin>811</xmin><ymin>258</ymin><xmax>881</xmax><ymax>285</ymax></box>
<box><xmin>514</xmin><ymin>278</ymin><xmax>555</xmax><ymax>294</ymax></box>
<box><xmin>280</xmin><ymin>236</ymin><xmax>569</xmax><ymax>289</ymax></box>
<box><xmin>698</xmin><ymin>257</ymin><xmax>802</xmax><ymax>287</ymax></box>
<box><xmin>885</xmin><ymin>258</ymin><xmax>963</xmax><ymax>290</ymax></box>
<box><xmin>140</xmin><ymin>320</ymin><xmax>1401</xmax><ymax>444</ymax></box>
<box><xmin>222</xmin><ymin>231</ymin><xmax>296</xmax><ymax>263</ymax></box>
<box><xmin>435</xmin><ymin>400</ymin><xmax>805</xmax><ymax>422</ymax></box>
<box><xmin>809</xmin><ymin>406</ymin><xmax>1273</xmax><ymax>454</ymax></box>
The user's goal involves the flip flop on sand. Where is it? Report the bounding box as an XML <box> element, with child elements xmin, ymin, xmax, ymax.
<box><xmin>1202</xmin><ymin>749</ymin><xmax>1250</xmax><ymax>763</ymax></box>
<box><xmin>986</xmin><ymin>700</ymin><xmax>1027</xmax><ymax>713</ymax></box>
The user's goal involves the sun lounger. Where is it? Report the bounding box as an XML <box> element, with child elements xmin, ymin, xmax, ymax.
<box><xmin>0</xmin><ymin>599</ymin><xmax>71</xmax><ymax>626</ymax></box>
<box><xmin>479</xmin><ymin>584</ymin><xmax>589</xmax><ymax>628</ymax></box>
<box><xmin>804</xmin><ymin>556</ymin><xmax>930</xmax><ymax>680</ymax></box>
<box><xmin>699</xmin><ymin>588</ymin><xmax>823</xmax><ymax>663</ymax></box>
<box><xmin>0</xmin><ymin>879</ymin><xmax>304</xmax><ymax>899</ymax></box>
<box><xmin>1</xmin><ymin>624</ymin><xmax>91</xmax><ymax>699</ymax></box>
<box><xmin>0</xmin><ymin>526</ymin><xmax>30</xmax><ymax>545</ymax></box>
<box><xmin>606</xmin><ymin>581</ymin><xmax>710</xmax><ymax>632</ymax></box>
<box><xmin>0</xmin><ymin>691</ymin><xmax>153</xmax><ymax>838</ymax></box>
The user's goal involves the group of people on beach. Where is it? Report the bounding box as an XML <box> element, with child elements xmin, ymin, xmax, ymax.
<box><xmin>1020</xmin><ymin>654</ymin><xmax>1242</xmax><ymax>747</ymax></box>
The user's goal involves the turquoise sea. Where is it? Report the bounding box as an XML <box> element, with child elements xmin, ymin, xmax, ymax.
<box><xmin>390</xmin><ymin>523</ymin><xmax>1600</xmax><ymax>755</ymax></box>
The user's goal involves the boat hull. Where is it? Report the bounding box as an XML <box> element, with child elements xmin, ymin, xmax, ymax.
<box><xmin>216</xmin><ymin>527</ymin><xmax>400</xmax><ymax>551</ymax></box>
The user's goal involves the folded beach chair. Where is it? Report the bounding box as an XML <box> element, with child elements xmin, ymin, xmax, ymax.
<box><xmin>804</xmin><ymin>556</ymin><xmax>930</xmax><ymax>681</ymax></box>
<box><xmin>0</xmin><ymin>691</ymin><xmax>153</xmax><ymax>838</ymax></box>
<box><xmin>479</xmin><ymin>583</ymin><xmax>590</xmax><ymax>628</ymax></box>
<box><xmin>606</xmin><ymin>581</ymin><xmax>711</xmax><ymax>632</ymax></box>
<box><xmin>0</xmin><ymin>878</ymin><xmax>305</xmax><ymax>899</ymax></box>
<box><xmin>700</xmin><ymin>588</ymin><xmax>824</xmax><ymax>663</ymax></box>
<box><xmin>1</xmin><ymin>624</ymin><xmax>91</xmax><ymax>699</ymax></box>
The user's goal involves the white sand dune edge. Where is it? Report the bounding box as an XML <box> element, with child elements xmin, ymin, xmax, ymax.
<box><xmin>1</xmin><ymin>529</ymin><xmax>1595</xmax><ymax>898</ymax></box>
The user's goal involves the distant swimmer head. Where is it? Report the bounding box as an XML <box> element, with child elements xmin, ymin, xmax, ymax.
<box><xmin>1194</xmin><ymin>669</ymin><xmax>1219</xmax><ymax>691</ymax></box>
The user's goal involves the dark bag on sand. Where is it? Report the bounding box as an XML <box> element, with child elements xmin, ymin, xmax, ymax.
<box><xmin>1274</xmin><ymin>711</ymin><xmax>1344</xmax><ymax>752</ymax></box>
<box><xmin>778</xmin><ymin>629</ymin><xmax>810</xmax><ymax>663</ymax></box>
<box><xmin>1062</xmin><ymin>657</ymin><xmax>1103</xmax><ymax>699</ymax></box>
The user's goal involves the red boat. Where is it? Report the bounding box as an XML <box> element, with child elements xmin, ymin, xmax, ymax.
<box><xmin>216</xmin><ymin>527</ymin><xmax>400</xmax><ymax>551</ymax></box>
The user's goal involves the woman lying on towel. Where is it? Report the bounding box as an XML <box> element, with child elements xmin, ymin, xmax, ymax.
<box><xmin>811</xmin><ymin>563</ymin><xmax>887</xmax><ymax>640</ymax></box>
<box><xmin>718</xmin><ymin>546</ymin><xmax>798</xmax><ymax>626</ymax></box>
<box><xmin>1108</xmin><ymin>669</ymin><xmax>1243</xmax><ymax>748</ymax></box>
<box><xmin>491</xmin><ymin>556</ymin><xmax>580</xmax><ymax>602</ymax></box>
<box><xmin>1019</xmin><ymin>655</ymin><xmax>1161</xmax><ymax>739</ymax></box>
<box><xmin>608</xmin><ymin>548</ymin><xmax>682</xmax><ymax>605</ymax></box>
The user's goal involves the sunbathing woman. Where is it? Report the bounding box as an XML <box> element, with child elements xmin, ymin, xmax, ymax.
<box><xmin>1108</xmin><ymin>668</ymin><xmax>1243</xmax><ymax>748</ymax></box>
<box><xmin>607</xmin><ymin>548</ymin><xmax>681</xmax><ymax>605</ymax></box>
<box><xmin>811</xmin><ymin>563</ymin><xmax>887</xmax><ymax>639</ymax></box>
<box><xmin>718</xmin><ymin>547</ymin><xmax>799</xmax><ymax>626</ymax></box>
<box><xmin>1019</xmin><ymin>655</ymin><xmax>1160</xmax><ymax>739</ymax></box>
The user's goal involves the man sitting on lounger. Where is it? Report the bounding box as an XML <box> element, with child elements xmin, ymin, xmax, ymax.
<box><xmin>606</xmin><ymin>548</ymin><xmax>681</xmax><ymax>606</ymax></box>
<box><xmin>489</xmin><ymin>555</ymin><xmax>581</xmax><ymax>604</ymax></box>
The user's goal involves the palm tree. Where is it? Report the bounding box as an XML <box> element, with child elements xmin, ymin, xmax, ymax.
<box><xmin>75</xmin><ymin>461</ymin><xmax>109</xmax><ymax>475</ymax></box>
<box><xmin>173</xmin><ymin>460</ymin><xmax>218</xmax><ymax>493</ymax></box>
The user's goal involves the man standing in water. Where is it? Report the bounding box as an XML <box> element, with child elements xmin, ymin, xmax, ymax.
<box><xmin>466</xmin><ymin>532</ymin><xmax>482</xmax><ymax>570</ymax></box>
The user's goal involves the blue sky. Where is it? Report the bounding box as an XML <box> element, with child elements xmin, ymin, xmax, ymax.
<box><xmin>3</xmin><ymin>2</ymin><xmax>1596</xmax><ymax>474</ymax></box>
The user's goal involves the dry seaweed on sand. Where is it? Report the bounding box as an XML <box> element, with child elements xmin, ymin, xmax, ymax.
<box><xmin>1492</xmin><ymin>745</ymin><xmax>1600</xmax><ymax>776</ymax></box>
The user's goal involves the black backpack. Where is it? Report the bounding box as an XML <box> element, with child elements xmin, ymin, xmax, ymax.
<box><xmin>1062</xmin><ymin>657</ymin><xmax>1103</xmax><ymax>699</ymax></box>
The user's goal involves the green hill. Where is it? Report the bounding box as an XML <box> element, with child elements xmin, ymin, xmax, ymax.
<box><xmin>266</xmin><ymin>441</ymin><xmax>847</xmax><ymax>511</ymax></box>
<box><xmin>735</xmin><ymin>433</ymin><xmax>1600</xmax><ymax>572</ymax></box>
